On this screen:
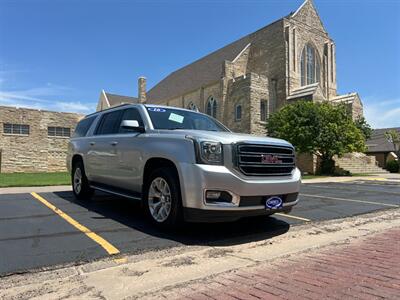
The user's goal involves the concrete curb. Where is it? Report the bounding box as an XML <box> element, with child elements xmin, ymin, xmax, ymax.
<box><xmin>0</xmin><ymin>185</ymin><xmax>71</xmax><ymax>195</ymax></box>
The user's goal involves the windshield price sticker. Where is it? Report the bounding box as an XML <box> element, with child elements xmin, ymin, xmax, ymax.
<box><xmin>147</xmin><ymin>107</ymin><xmax>166</xmax><ymax>113</ymax></box>
<box><xmin>168</xmin><ymin>113</ymin><xmax>184</xmax><ymax>123</ymax></box>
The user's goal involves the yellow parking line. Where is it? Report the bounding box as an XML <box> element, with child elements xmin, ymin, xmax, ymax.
<box><xmin>114</xmin><ymin>256</ymin><xmax>128</xmax><ymax>264</ymax></box>
<box><xmin>30</xmin><ymin>192</ymin><xmax>120</xmax><ymax>255</ymax></box>
<box><xmin>301</xmin><ymin>193</ymin><xmax>399</xmax><ymax>208</ymax></box>
<box><xmin>275</xmin><ymin>213</ymin><xmax>311</xmax><ymax>222</ymax></box>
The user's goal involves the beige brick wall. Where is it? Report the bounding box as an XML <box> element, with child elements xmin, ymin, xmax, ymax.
<box><xmin>296</xmin><ymin>153</ymin><xmax>318</xmax><ymax>174</ymax></box>
<box><xmin>0</xmin><ymin>106</ymin><xmax>83</xmax><ymax>173</ymax></box>
<box><xmin>225</xmin><ymin>75</ymin><xmax>251</xmax><ymax>133</ymax></box>
<box><xmin>285</xmin><ymin>0</ymin><xmax>337</xmax><ymax>100</ymax></box>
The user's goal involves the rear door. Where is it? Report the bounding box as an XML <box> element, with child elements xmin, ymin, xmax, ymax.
<box><xmin>86</xmin><ymin>109</ymin><xmax>123</xmax><ymax>185</ymax></box>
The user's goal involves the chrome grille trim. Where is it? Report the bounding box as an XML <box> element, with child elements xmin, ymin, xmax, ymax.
<box><xmin>234</xmin><ymin>143</ymin><xmax>296</xmax><ymax>176</ymax></box>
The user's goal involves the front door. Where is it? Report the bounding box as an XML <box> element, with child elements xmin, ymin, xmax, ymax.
<box><xmin>111</xmin><ymin>107</ymin><xmax>145</xmax><ymax>194</ymax></box>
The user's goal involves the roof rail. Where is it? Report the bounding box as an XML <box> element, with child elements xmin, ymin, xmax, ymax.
<box><xmin>85</xmin><ymin>103</ymin><xmax>137</xmax><ymax>117</ymax></box>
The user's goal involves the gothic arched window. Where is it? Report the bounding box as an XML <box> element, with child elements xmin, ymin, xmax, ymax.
<box><xmin>206</xmin><ymin>96</ymin><xmax>217</xmax><ymax>118</ymax></box>
<box><xmin>187</xmin><ymin>101</ymin><xmax>198</xmax><ymax>111</ymax></box>
<box><xmin>235</xmin><ymin>104</ymin><xmax>242</xmax><ymax>121</ymax></box>
<box><xmin>300</xmin><ymin>43</ymin><xmax>320</xmax><ymax>86</ymax></box>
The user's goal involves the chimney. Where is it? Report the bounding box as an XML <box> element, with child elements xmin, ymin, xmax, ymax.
<box><xmin>138</xmin><ymin>76</ymin><xmax>147</xmax><ymax>103</ymax></box>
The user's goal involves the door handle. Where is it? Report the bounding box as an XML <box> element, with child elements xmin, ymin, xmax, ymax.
<box><xmin>90</xmin><ymin>142</ymin><xmax>95</xmax><ymax>146</ymax></box>
<box><xmin>110</xmin><ymin>141</ymin><xmax>118</xmax><ymax>146</ymax></box>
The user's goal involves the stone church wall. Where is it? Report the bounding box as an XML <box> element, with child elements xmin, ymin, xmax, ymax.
<box><xmin>249</xmin><ymin>73</ymin><xmax>269</xmax><ymax>136</ymax></box>
<box><xmin>0</xmin><ymin>106</ymin><xmax>83</xmax><ymax>173</ymax></box>
<box><xmin>225</xmin><ymin>75</ymin><xmax>252</xmax><ymax>133</ymax></box>
<box><xmin>182</xmin><ymin>89</ymin><xmax>202</xmax><ymax>110</ymax></box>
<box><xmin>246</xmin><ymin>20</ymin><xmax>286</xmax><ymax>112</ymax></box>
<box><xmin>284</xmin><ymin>2</ymin><xmax>338</xmax><ymax>100</ymax></box>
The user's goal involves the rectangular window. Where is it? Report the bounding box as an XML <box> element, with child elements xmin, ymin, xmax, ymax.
<box><xmin>235</xmin><ymin>104</ymin><xmax>242</xmax><ymax>121</ymax></box>
<box><xmin>48</xmin><ymin>126</ymin><xmax>71</xmax><ymax>137</ymax></box>
<box><xmin>119</xmin><ymin>108</ymin><xmax>144</xmax><ymax>134</ymax></box>
<box><xmin>95</xmin><ymin>110</ymin><xmax>123</xmax><ymax>135</ymax></box>
<box><xmin>260</xmin><ymin>100</ymin><xmax>268</xmax><ymax>122</ymax></box>
<box><xmin>3</xmin><ymin>123</ymin><xmax>30</xmax><ymax>135</ymax></box>
<box><xmin>73</xmin><ymin>116</ymin><xmax>96</xmax><ymax>138</ymax></box>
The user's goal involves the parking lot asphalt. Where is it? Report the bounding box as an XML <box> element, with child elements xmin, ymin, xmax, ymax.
<box><xmin>0</xmin><ymin>180</ymin><xmax>399</xmax><ymax>276</ymax></box>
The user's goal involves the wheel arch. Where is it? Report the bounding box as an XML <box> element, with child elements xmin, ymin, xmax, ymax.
<box><xmin>142</xmin><ymin>157</ymin><xmax>182</xmax><ymax>201</ymax></box>
<box><xmin>143</xmin><ymin>157</ymin><xmax>180</xmax><ymax>185</ymax></box>
<box><xmin>71</xmin><ymin>154</ymin><xmax>84</xmax><ymax>170</ymax></box>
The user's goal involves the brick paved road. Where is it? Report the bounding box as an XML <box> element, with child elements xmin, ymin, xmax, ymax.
<box><xmin>162</xmin><ymin>228</ymin><xmax>400</xmax><ymax>300</ymax></box>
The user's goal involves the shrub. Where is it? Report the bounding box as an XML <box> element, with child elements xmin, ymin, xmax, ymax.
<box><xmin>386</xmin><ymin>160</ymin><xmax>399</xmax><ymax>173</ymax></box>
<box><xmin>267</xmin><ymin>101</ymin><xmax>367</xmax><ymax>175</ymax></box>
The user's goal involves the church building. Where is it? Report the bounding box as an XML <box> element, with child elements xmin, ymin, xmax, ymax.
<box><xmin>97</xmin><ymin>0</ymin><xmax>363</xmax><ymax>137</ymax></box>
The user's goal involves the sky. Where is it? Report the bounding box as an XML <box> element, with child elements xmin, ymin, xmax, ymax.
<box><xmin>0</xmin><ymin>0</ymin><xmax>399</xmax><ymax>129</ymax></box>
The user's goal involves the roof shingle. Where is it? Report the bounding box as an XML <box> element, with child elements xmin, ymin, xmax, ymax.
<box><xmin>105</xmin><ymin>92</ymin><xmax>139</xmax><ymax>107</ymax></box>
<box><xmin>366</xmin><ymin>127</ymin><xmax>400</xmax><ymax>153</ymax></box>
<box><xmin>147</xmin><ymin>35</ymin><xmax>251</xmax><ymax>102</ymax></box>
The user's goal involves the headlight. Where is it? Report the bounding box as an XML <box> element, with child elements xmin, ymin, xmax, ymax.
<box><xmin>185</xmin><ymin>136</ymin><xmax>224</xmax><ymax>165</ymax></box>
<box><xmin>199</xmin><ymin>141</ymin><xmax>223</xmax><ymax>165</ymax></box>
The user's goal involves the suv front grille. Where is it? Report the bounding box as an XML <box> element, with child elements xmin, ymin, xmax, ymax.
<box><xmin>234</xmin><ymin>143</ymin><xmax>295</xmax><ymax>176</ymax></box>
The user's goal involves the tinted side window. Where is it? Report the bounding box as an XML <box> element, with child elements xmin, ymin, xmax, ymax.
<box><xmin>95</xmin><ymin>110</ymin><xmax>123</xmax><ymax>135</ymax></box>
<box><xmin>119</xmin><ymin>108</ymin><xmax>144</xmax><ymax>133</ymax></box>
<box><xmin>73</xmin><ymin>116</ymin><xmax>96</xmax><ymax>137</ymax></box>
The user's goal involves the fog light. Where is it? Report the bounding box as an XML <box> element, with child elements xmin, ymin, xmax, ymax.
<box><xmin>206</xmin><ymin>191</ymin><xmax>221</xmax><ymax>199</ymax></box>
<box><xmin>205</xmin><ymin>190</ymin><xmax>233</xmax><ymax>204</ymax></box>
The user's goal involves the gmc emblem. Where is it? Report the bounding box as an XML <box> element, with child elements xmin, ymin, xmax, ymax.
<box><xmin>261</xmin><ymin>154</ymin><xmax>282</xmax><ymax>164</ymax></box>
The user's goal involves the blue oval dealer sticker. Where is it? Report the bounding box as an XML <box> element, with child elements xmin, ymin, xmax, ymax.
<box><xmin>265</xmin><ymin>196</ymin><xmax>283</xmax><ymax>209</ymax></box>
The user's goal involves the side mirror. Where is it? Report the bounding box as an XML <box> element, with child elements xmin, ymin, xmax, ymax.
<box><xmin>120</xmin><ymin>120</ymin><xmax>145</xmax><ymax>133</ymax></box>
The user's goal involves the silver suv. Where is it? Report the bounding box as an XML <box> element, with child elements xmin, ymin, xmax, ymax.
<box><xmin>67</xmin><ymin>104</ymin><xmax>301</xmax><ymax>227</ymax></box>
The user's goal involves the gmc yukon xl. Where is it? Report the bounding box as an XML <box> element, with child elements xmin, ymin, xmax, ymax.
<box><xmin>67</xmin><ymin>104</ymin><xmax>301</xmax><ymax>227</ymax></box>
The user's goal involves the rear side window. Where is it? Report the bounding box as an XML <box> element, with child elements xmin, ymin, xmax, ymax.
<box><xmin>73</xmin><ymin>116</ymin><xmax>96</xmax><ymax>137</ymax></box>
<box><xmin>95</xmin><ymin>110</ymin><xmax>123</xmax><ymax>135</ymax></box>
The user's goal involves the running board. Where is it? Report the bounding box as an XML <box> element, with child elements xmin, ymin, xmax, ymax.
<box><xmin>90</xmin><ymin>183</ymin><xmax>142</xmax><ymax>201</ymax></box>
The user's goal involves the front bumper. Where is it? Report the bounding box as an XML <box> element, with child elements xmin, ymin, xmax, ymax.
<box><xmin>178</xmin><ymin>163</ymin><xmax>301</xmax><ymax>222</ymax></box>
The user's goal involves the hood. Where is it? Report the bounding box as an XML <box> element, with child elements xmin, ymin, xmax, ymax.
<box><xmin>148</xmin><ymin>129</ymin><xmax>293</xmax><ymax>147</ymax></box>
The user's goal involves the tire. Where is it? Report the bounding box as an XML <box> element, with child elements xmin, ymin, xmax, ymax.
<box><xmin>143</xmin><ymin>167</ymin><xmax>182</xmax><ymax>228</ymax></box>
<box><xmin>72</xmin><ymin>160</ymin><xmax>94</xmax><ymax>200</ymax></box>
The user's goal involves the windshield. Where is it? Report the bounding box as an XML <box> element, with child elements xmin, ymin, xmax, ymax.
<box><xmin>146</xmin><ymin>106</ymin><xmax>229</xmax><ymax>132</ymax></box>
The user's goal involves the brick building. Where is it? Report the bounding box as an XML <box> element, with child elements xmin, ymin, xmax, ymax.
<box><xmin>0</xmin><ymin>106</ymin><xmax>83</xmax><ymax>173</ymax></box>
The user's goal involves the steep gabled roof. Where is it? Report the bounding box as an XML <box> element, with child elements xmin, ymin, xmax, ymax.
<box><xmin>366</xmin><ymin>127</ymin><xmax>400</xmax><ymax>153</ymax></box>
<box><xmin>147</xmin><ymin>35</ymin><xmax>251</xmax><ymax>103</ymax></box>
<box><xmin>104</xmin><ymin>92</ymin><xmax>139</xmax><ymax>106</ymax></box>
<box><xmin>289</xmin><ymin>0</ymin><xmax>327</xmax><ymax>33</ymax></box>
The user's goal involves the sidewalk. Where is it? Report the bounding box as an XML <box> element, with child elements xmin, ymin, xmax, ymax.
<box><xmin>0</xmin><ymin>185</ymin><xmax>70</xmax><ymax>195</ymax></box>
<box><xmin>302</xmin><ymin>172</ymin><xmax>400</xmax><ymax>183</ymax></box>
<box><xmin>0</xmin><ymin>208</ymin><xmax>399</xmax><ymax>300</ymax></box>
<box><xmin>159</xmin><ymin>228</ymin><xmax>400</xmax><ymax>300</ymax></box>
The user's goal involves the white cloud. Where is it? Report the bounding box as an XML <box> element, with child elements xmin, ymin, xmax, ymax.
<box><xmin>53</xmin><ymin>101</ymin><xmax>93</xmax><ymax>112</ymax></box>
<box><xmin>364</xmin><ymin>97</ymin><xmax>400</xmax><ymax>129</ymax></box>
<box><xmin>0</xmin><ymin>85</ymin><xmax>95</xmax><ymax>114</ymax></box>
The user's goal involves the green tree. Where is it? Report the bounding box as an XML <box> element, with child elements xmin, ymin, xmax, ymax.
<box><xmin>355</xmin><ymin>117</ymin><xmax>373</xmax><ymax>140</ymax></box>
<box><xmin>385</xmin><ymin>129</ymin><xmax>400</xmax><ymax>157</ymax></box>
<box><xmin>267</xmin><ymin>101</ymin><xmax>366</xmax><ymax>174</ymax></box>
